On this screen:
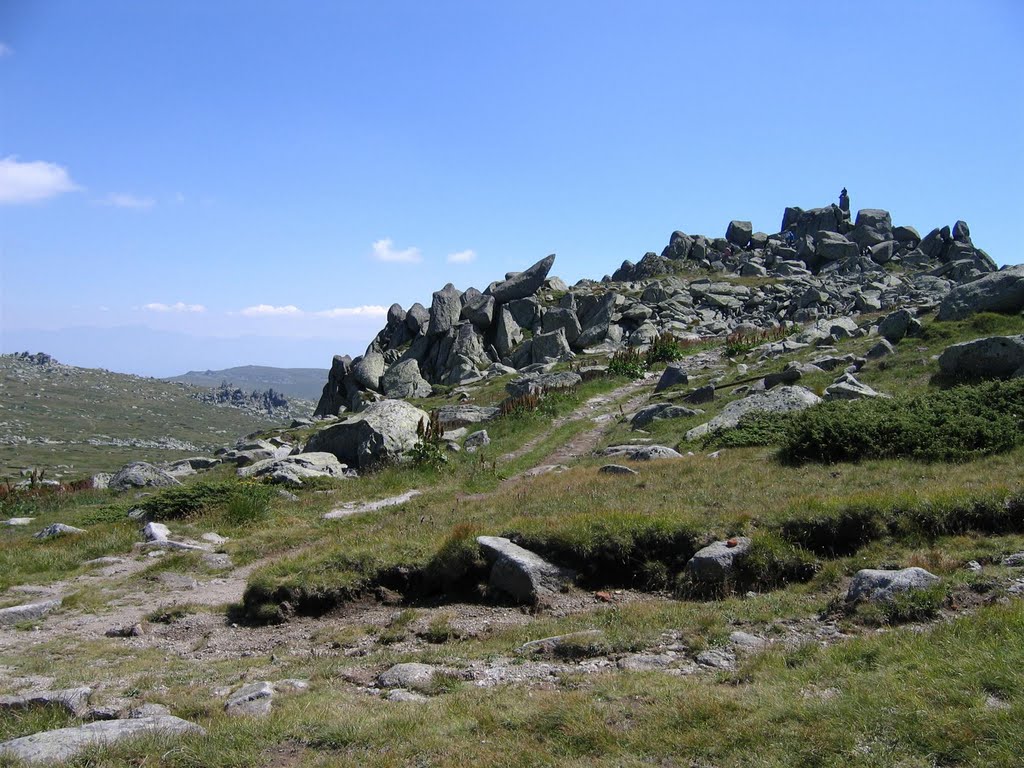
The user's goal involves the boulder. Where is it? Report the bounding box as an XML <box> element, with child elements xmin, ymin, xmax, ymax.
<box><xmin>108</xmin><ymin>462</ymin><xmax>180</xmax><ymax>491</ymax></box>
<box><xmin>378</xmin><ymin>663</ymin><xmax>439</xmax><ymax>692</ymax></box>
<box><xmin>477</xmin><ymin>536</ymin><xmax>575</xmax><ymax>603</ymax></box>
<box><xmin>684</xmin><ymin>537</ymin><xmax>753</xmax><ymax>588</ymax></box>
<box><xmin>352</xmin><ymin>351</ymin><xmax>386</xmax><ymax>392</ymax></box>
<box><xmin>461</xmin><ymin>293</ymin><xmax>495</xmax><ymax>330</ymax></box>
<box><xmin>435</xmin><ymin>404</ymin><xmax>500</xmax><ymax>429</ymax></box>
<box><xmin>381</xmin><ymin>359</ymin><xmax>432</xmax><ymax>399</ymax></box>
<box><xmin>531</xmin><ymin>328</ymin><xmax>573</xmax><ymax>364</ymax></box>
<box><xmin>846</xmin><ymin>567</ymin><xmax>940</xmax><ymax>603</ymax></box>
<box><xmin>142</xmin><ymin>522</ymin><xmax>169</xmax><ymax>542</ymax></box>
<box><xmin>0</xmin><ymin>716</ymin><xmax>205</xmax><ymax>765</ymax></box>
<box><xmin>313</xmin><ymin>354</ymin><xmax>354</xmax><ymax>418</ymax></box>
<box><xmin>239</xmin><ymin>453</ymin><xmax>351</xmax><ymax>486</ymax></box>
<box><xmin>506</xmin><ymin>371</ymin><xmax>582</xmax><ymax>399</ymax></box>
<box><xmin>485</xmin><ymin>254</ymin><xmax>556</xmax><ymax>303</ymax></box>
<box><xmin>541</xmin><ymin>307</ymin><xmax>582</xmax><ymax>345</ymax></box>
<box><xmin>304</xmin><ymin>399</ymin><xmax>429</xmax><ymax>469</ymax></box>
<box><xmin>33</xmin><ymin>523</ymin><xmax>85</xmax><ymax>539</ymax></box>
<box><xmin>599</xmin><ymin>445</ymin><xmax>684</xmax><ymax>461</ymax></box>
<box><xmin>936</xmin><ymin>265</ymin><xmax>1024</xmax><ymax>321</ymax></box>
<box><xmin>866</xmin><ymin>339</ymin><xmax>895</xmax><ymax>359</ymax></box>
<box><xmin>654</xmin><ymin>362</ymin><xmax>689</xmax><ymax>393</ymax></box>
<box><xmin>574</xmin><ymin>293</ymin><xmax>617</xmax><ymax>349</ymax></box>
<box><xmin>815</xmin><ymin>231</ymin><xmax>859</xmax><ymax>262</ymax></box>
<box><xmin>938</xmin><ymin>335</ymin><xmax>1024</xmax><ymax>379</ymax></box>
<box><xmin>630</xmin><ymin>404</ymin><xmax>699</xmax><ymax>429</ymax></box>
<box><xmin>493</xmin><ymin>306</ymin><xmax>524</xmax><ymax>357</ymax></box>
<box><xmin>598</xmin><ymin>464</ymin><xmax>639</xmax><ymax>476</ymax></box>
<box><xmin>877</xmin><ymin>309</ymin><xmax>919</xmax><ymax>343</ymax></box>
<box><xmin>0</xmin><ymin>688</ymin><xmax>92</xmax><ymax>718</ymax></box>
<box><xmin>851</xmin><ymin>209</ymin><xmax>893</xmax><ymax>248</ymax></box>
<box><xmin>428</xmin><ymin>284</ymin><xmax>463</xmax><ymax>336</ymax></box>
<box><xmin>686</xmin><ymin>386</ymin><xmax>822</xmax><ymax>441</ymax></box>
<box><xmin>0</xmin><ymin>600</ymin><xmax>60</xmax><ymax>626</ymax></box>
<box><xmin>405</xmin><ymin>303</ymin><xmax>430</xmax><ymax>335</ymax></box>
<box><xmin>464</xmin><ymin>430</ymin><xmax>490</xmax><ymax>451</ymax></box>
<box><xmin>823</xmin><ymin>373</ymin><xmax>887</xmax><ymax>401</ymax></box>
<box><xmin>726</xmin><ymin>220</ymin><xmax>753</xmax><ymax>248</ymax></box>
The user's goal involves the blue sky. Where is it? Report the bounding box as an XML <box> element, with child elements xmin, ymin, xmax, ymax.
<box><xmin>2</xmin><ymin>1</ymin><xmax>1022</xmax><ymax>376</ymax></box>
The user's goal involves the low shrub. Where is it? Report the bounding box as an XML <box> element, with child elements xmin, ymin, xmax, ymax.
<box><xmin>223</xmin><ymin>482</ymin><xmax>273</xmax><ymax>526</ymax></box>
<box><xmin>779</xmin><ymin>379</ymin><xmax>1024</xmax><ymax>464</ymax></box>
<box><xmin>854</xmin><ymin>583</ymin><xmax>948</xmax><ymax>626</ymax></box>
<box><xmin>702</xmin><ymin>411</ymin><xmax>793</xmax><ymax>449</ymax></box>
<box><xmin>607</xmin><ymin>348</ymin><xmax>647</xmax><ymax>379</ymax></box>
<box><xmin>135</xmin><ymin>481</ymin><xmax>239</xmax><ymax>521</ymax></box>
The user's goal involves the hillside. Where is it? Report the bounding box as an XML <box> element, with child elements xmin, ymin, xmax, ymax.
<box><xmin>1</xmin><ymin>202</ymin><xmax>1023</xmax><ymax>766</ymax></box>
<box><xmin>165</xmin><ymin>365</ymin><xmax>329</xmax><ymax>401</ymax></box>
<box><xmin>0</xmin><ymin>353</ymin><xmax>291</xmax><ymax>481</ymax></box>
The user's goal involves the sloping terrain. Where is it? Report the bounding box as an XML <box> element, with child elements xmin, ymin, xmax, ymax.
<box><xmin>0</xmin><ymin>354</ymin><xmax>291</xmax><ymax>481</ymax></box>
<box><xmin>1</xmin><ymin>203</ymin><xmax>1023</xmax><ymax>766</ymax></box>
<box><xmin>165</xmin><ymin>365</ymin><xmax>329</xmax><ymax>401</ymax></box>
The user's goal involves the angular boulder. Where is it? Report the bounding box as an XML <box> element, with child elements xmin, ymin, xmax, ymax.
<box><xmin>352</xmin><ymin>351</ymin><xmax>386</xmax><ymax>392</ymax></box>
<box><xmin>684</xmin><ymin>537</ymin><xmax>752</xmax><ymax>588</ymax></box>
<box><xmin>630</xmin><ymin>403</ymin><xmax>699</xmax><ymax>429</ymax></box>
<box><xmin>936</xmin><ymin>264</ymin><xmax>1024</xmax><ymax>321</ymax></box>
<box><xmin>686</xmin><ymin>386</ymin><xmax>822</xmax><ymax>441</ymax></box>
<box><xmin>0</xmin><ymin>600</ymin><xmax>61</xmax><ymax>626</ymax></box>
<box><xmin>726</xmin><ymin>220</ymin><xmax>752</xmax><ymax>248</ymax></box>
<box><xmin>477</xmin><ymin>536</ymin><xmax>575</xmax><ymax>604</ymax></box>
<box><xmin>938</xmin><ymin>335</ymin><xmax>1024</xmax><ymax>379</ymax></box>
<box><xmin>304</xmin><ymin>399</ymin><xmax>429</xmax><ymax>469</ymax></box>
<box><xmin>877</xmin><ymin>309</ymin><xmax>919</xmax><ymax>344</ymax></box>
<box><xmin>224</xmin><ymin>681</ymin><xmax>273</xmax><ymax>717</ymax></box>
<box><xmin>108</xmin><ymin>462</ymin><xmax>180</xmax><ymax>491</ymax></box>
<box><xmin>654</xmin><ymin>362</ymin><xmax>689</xmax><ymax>393</ymax></box>
<box><xmin>506</xmin><ymin>371</ymin><xmax>581</xmax><ymax>398</ymax></box>
<box><xmin>531</xmin><ymin>328</ymin><xmax>573</xmax><ymax>364</ymax></box>
<box><xmin>485</xmin><ymin>254</ymin><xmax>556</xmax><ymax>303</ymax></box>
<box><xmin>823</xmin><ymin>373</ymin><xmax>887</xmax><ymax>401</ymax></box>
<box><xmin>435</xmin><ymin>404</ymin><xmax>500</xmax><ymax>429</ymax></box>
<box><xmin>846</xmin><ymin>567</ymin><xmax>940</xmax><ymax>603</ymax></box>
<box><xmin>428</xmin><ymin>283</ymin><xmax>463</xmax><ymax>336</ymax></box>
<box><xmin>238</xmin><ymin>453</ymin><xmax>351</xmax><ymax>486</ymax></box>
<box><xmin>381</xmin><ymin>359</ymin><xmax>432</xmax><ymax>399</ymax></box>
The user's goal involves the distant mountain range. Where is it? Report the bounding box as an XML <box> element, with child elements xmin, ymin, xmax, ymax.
<box><xmin>165</xmin><ymin>365</ymin><xmax>328</xmax><ymax>400</ymax></box>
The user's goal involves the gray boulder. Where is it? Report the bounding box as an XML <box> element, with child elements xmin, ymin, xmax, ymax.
<box><xmin>851</xmin><ymin>209</ymin><xmax>893</xmax><ymax>248</ymax></box>
<box><xmin>506</xmin><ymin>371</ymin><xmax>581</xmax><ymax>399</ymax></box>
<box><xmin>823</xmin><ymin>373</ymin><xmax>887</xmax><ymax>401</ymax></box>
<box><xmin>877</xmin><ymin>309</ymin><xmax>920</xmax><ymax>343</ymax></box>
<box><xmin>239</xmin><ymin>453</ymin><xmax>351</xmax><ymax>486</ymax></box>
<box><xmin>494</xmin><ymin>306</ymin><xmax>524</xmax><ymax>358</ymax></box>
<box><xmin>541</xmin><ymin>307</ymin><xmax>582</xmax><ymax>345</ymax></box>
<box><xmin>531</xmin><ymin>328</ymin><xmax>573</xmax><ymax>364</ymax></box>
<box><xmin>461</xmin><ymin>293</ymin><xmax>495</xmax><ymax>330</ymax></box>
<box><xmin>405</xmin><ymin>303</ymin><xmax>430</xmax><ymax>335</ymax></box>
<box><xmin>726</xmin><ymin>220</ymin><xmax>752</xmax><ymax>248</ymax></box>
<box><xmin>34</xmin><ymin>523</ymin><xmax>85</xmax><ymax>539</ymax></box>
<box><xmin>816</xmin><ymin>231</ymin><xmax>860</xmax><ymax>262</ymax></box>
<box><xmin>0</xmin><ymin>688</ymin><xmax>92</xmax><ymax>718</ymax></box>
<box><xmin>109</xmin><ymin>462</ymin><xmax>180</xmax><ymax>491</ymax></box>
<box><xmin>936</xmin><ymin>265</ymin><xmax>1024</xmax><ymax>321</ymax></box>
<box><xmin>428</xmin><ymin>284</ymin><xmax>463</xmax><ymax>336</ymax></box>
<box><xmin>378</xmin><ymin>663</ymin><xmax>439</xmax><ymax>692</ymax></box>
<box><xmin>464</xmin><ymin>430</ymin><xmax>490</xmax><ymax>451</ymax></box>
<box><xmin>477</xmin><ymin>536</ymin><xmax>575</xmax><ymax>603</ymax></box>
<box><xmin>630</xmin><ymin>403</ymin><xmax>699</xmax><ymax>429</ymax></box>
<box><xmin>686</xmin><ymin>386</ymin><xmax>822</xmax><ymax>441</ymax></box>
<box><xmin>846</xmin><ymin>567</ymin><xmax>940</xmax><ymax>603</ymax></box>
<box><xmin>684</xmin><ymin>537</ymin><xmax>752</xmax><ymax>588</ymax></box>
<box><xmin>599</xmin><ymin>445</ymin><xmax>684</xmax><ymax>461</ymax></box>
<box><xmin>486</xmin><ymin>254</ymin><xmax>556</xmax><ymax>303</ymax></box>
<box><xmin>574</xmin><ymin>293</ymin><xmax>617</xmax><ymax>349</ymax></box>
<box><xmin>938</xmin><ymin>335</ymin><xmax>1024</xmax><ymax>379</ymax></box>
<box><xmin>598</xmin><ymin>464</ymin><xmax>639</xmax><ymax>476</ymax></box>
<box><xmin>225</xmin><ymin>681</ymin><xmax>273</xmax><ymax>717</ymax></box>
<box><xmin>654</xmin><ymin>362</ymin><xmax>689</xmax><ymax>393</ymax></box>
<box><xmin>436</xmin><ymin>404</ymin><xmax>500</xmax><ymax>429</ymax></box>
<box><xmin>0</xmin><ymin>716</ymin><xmax>204</xmax><ymax>765</ymax></box>
<box><xmin>352</xmin><ymin>351</ymin><xmax>386</xmax><ymax>392</ymax></box>
<box><xmin>0</xmin><ymin>600</ymin><xmax>61</xmax><ymax>626</ymax></box>
<box><xmin>304</xmin><ymin>399</ymin><xmax>429</xmax><ymax>469</ymax></box>
<box><xmin>382</xmin><ymin>359</ymin><xmax>432</xmax><ymax>399</ymax></box>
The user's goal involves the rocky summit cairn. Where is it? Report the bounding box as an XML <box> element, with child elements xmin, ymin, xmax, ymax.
<box><xmin>312</xmin><ymin>199</ymin><xmax>1000</xmax><ymax>423</ymax></box>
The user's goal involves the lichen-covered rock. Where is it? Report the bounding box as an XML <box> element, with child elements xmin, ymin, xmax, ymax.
<box><xmin>686</xmin><ymin>386</ymin><xmax>821</xmax><ymax>441</ymax></box>
<box><xmin>304</xmin><ymin>399</ymin><xmax>429</xmax><ymax>469</ymax></box>
<box><xmin>937</xmin><ymin>264</ymin><xmax>1024</xmax><ymax>321</ymax></box>
<box><xmin>938</xmin><ymin>335</ymin><xmax>1024</xmax><ymax>379</ymax></box>
<box><xmin>485</xmin><ymin>254</ymin><xmax>556</xmax><ymax>303</ymax></box>
<box><xmin>477</xmin><ymin>536</ymin><xmax>575</xmax><ymax>603</ymax></box>
<box><xmin>108</xmin><ymin>462</ymin><xmax>180</xmax><ymax>491</ymax></box>
<box><xmin>684</xmin><ymin>537</ymin><xmax>752</xmax><ymax>588</ymax></box>
<box><xmin>846</xmin><ymin>567</ymin><xmax>940</xmax><ymax>603</ymax></box>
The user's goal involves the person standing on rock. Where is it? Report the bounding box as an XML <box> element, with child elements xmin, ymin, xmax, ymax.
<box><xmin>839</xmin><ymin>187</ymin><xmax>850</xmax><ymax>215</ymax></box>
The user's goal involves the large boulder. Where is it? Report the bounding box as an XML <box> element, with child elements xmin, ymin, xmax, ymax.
<box><xmin>485</xmin><ymin>254</ymin><xmax>556</xmax><ymax>303</ymax></box>
<box><xmin>108</xmin><ymin>462</ymin><xmax>180</xmax><ymax>491</ymax></box>
<box><xmin>686</xmin><ymin>386</ymin><xmax>821</xmax><ymax>441</ymax></box>
<box><xmin>541</xmin><ymin>307</ymin><xmax>582</xmax><ymax>345</ymax></box>
<box><xmin>428</xmin><ymin>284</ymin><xmax>463</xmax><ymax>336</ymax></box>
<box><xmin>725</xmin><ymin>220</ymin><xmax>752</xmax><ymax>248</ymax></box>
<box><xmin>238</xmin><ymin>453</ymin><xmax>351</xmax><ymax>486</ymax></box>
<box><xmin>531</xmin><ymin>328</ymin><xmax>573</xmax><ymax>364</ymax></box>
<box><xmin>684</xmin><ymin>537</ymin><xmax>752</xmax><ymax>590</ymax></box>
<box><xmin>877</xmin><ymin>309</ymin><xmax>920</xmax><ymax>343</ymax></box>
<box><xmin>477</xmin><ymin>536</ymin><xmax>575</xmax><ymax>603</ymax></box>
<box><xmin>351</xmin><ymin>351</ymin><xmax>386</xmax><ymax>392</ymax></box>
<box><xmin>304</xmin><ymin>399</ymin><xmax>429</xmax><ymax>468</ymax></box>
<box><xmin>850</xmin><ymin>209</ymin><xmax>893</xmax><ymax>248</ymax></box>
<box><xmin>314</xmin><ymin>354</ymin><xmax>353</xmax><ymax>418</ymax></box>
<box><xmin>575</xmin><ymin>293</ymin><xmax>617</xmax><ymax>349</ymax></box>
<box><xmin>381</xmin><ymin>359</ymin><xmax>433</xmax><ymax>399</ymax></box>
<box><xmin>846</xmin><ymin>567</ymin><xmax>939</xmax><ymax>603</ymax></box>
<box><xmin>461</xmin><ymin>293</ymin><xmax>495</xmax><ymax>330</ymax></box>
<box><xmin>815</xmin><ymin>231</ymin><xmax>860</xmax><ymax>261</ymax></box>
<box><xmin>435</xmin><ymin>404</ymin><xmax>500</xmax><ymax>430</ymax></box>
<box><xmin>506</xmin><ymin>371</ymin><xmax>581</xmax><ymax>399</ymax></box>
<box><xmin>494</xmin><ymin>306</ymin><xmax>524</xmax><ymax>358</ymax></box>
<box><xmin>0</xmin><ymin>716</ymin><xmax>205</xmax><ymax>765</ymax></box>
<box><xmin>936</xmin><ymin>265</ymin><xmax>1024</xmax><ymax>321</ymax></box>
<box><xmin>405</xmin><ymin>303</ymin><xmax>430</xmax><ymax>335</ymax></box>
<box><xmin>630</xmin><ymin>403</ymin><xmax>699</xmax><ymax>428</ymax></box>
<box><xmin>938</xmin><ymin>335</ymin><xmax>1024</xmax><ymax>379</ymax></box>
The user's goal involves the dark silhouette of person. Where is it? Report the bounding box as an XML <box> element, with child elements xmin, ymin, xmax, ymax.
<box><xmin>839</xmin><ymin>187</ymin><xmax>850</xmax><ymax>213</ymax></box>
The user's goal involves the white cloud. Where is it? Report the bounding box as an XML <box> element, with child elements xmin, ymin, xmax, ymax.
<box><xmin>372</xmin><ymin>237</ymin><xmax>421</xmax><ymax>263</ymax></box>
<box><xmin>101</xmin><ymin>193</ymin><xmax>155</xmax><ymax>209</ymax></box>
<box><xmin>143</xmin><ymin>302</ymin><xmax>206</xmax><ymax>313</ymax></box>
<box><xmin>446</xmin><ymin>249</ymin><xmax>476</xmax><ymax>264</ymax></box>
<box><xmin>0</xmin><ymin>156</ymin><xmax>79</xmax><ymax>204</ymax></box>
<box><xmin>239</xmin><ymin>304</ymin><xmax>302</xmax><ymax>317</ymax></box>
<box><xmin>0</xmin><ymin>43</ymin><xmax>12</xmax><ymax>58</ymax></box>
<box><xmin>315</xmin><ymin>305</ymin><xmax>389</xmax><ymax>319</ymax></box>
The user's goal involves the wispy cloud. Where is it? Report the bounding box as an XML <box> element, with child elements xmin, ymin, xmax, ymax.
<box><xmin>143</xmin><ymin>302</ymin><xmax>206</xmax><ymax>313</ymax></box>
<box><xmin>315</xmin><ymin>305</ymin><xmax>389</xmax><ymax>318</ymax></box>
<box><xmin>239</xmin><ymin>304</ymin><xmax>302</xmax><ymax>317</ymax></box>
<box><xmin>101</xmin><ymin>193</ymin><xmax>155</xmax><ymax>209</ymax></box>
<box><xmin>447</xmin><ymin>249</ymin><xmax>476</xmax><ymax>264</ymax></box>
<box><xmin>372</xmin><ymin>237</ymin><xmax>421</xmax><ymax>264</ymax></box>
<box><xmin>0</xmin><ymin>156</ymin><xmax>79</xmax><ymax>204</ymax></box>
<box><xmin>0</xmin><ymin>43</ymin><xmax>12</xmax><ymax>58</ymax></box>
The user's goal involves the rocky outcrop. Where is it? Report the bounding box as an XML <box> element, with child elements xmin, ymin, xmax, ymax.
<box><xmin>238</xmin><ymin>453</ymin><xmax>352</xmax><ymax>486</ymax></box>
<box><xmin>108</xmin><ymin>461</ymin><xmax>180</xmax><ymax>491</ymax></box>
<box><xmin>686</xmin><ymin>386</ymin><xmax>822</xmax><ymax>441</ymax></box>
<box><xmin>304</xmin><ymin>399</ymin><xmax>429</xmax><ymax>468</ymax></box>
<box><xmin>486</xmin><ymin>254</ymin><xmax>556</xmax><ymax>303</ymax></box>
<box><xmin>938</xmin><ymin>335</ymin><xmax>1024</xmax><ymax>379</ymax></box>
<box><xmin>937</xmin><ymin>265</ymin><xmax>1024</xmax><ymax>321</ymax></box>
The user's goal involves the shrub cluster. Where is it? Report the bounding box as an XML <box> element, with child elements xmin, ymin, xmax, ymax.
<box><xmin>780</xmin><ymin>379</ymin><xmax>1024</xmax><ymax>464</ymax></box>
<box><xmin>136</xmin><ymin>480</ymin><xmax>271</xmax><ymax>523</ymax></box>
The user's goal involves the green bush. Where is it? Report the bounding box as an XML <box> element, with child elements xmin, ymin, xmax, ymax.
<box><xmin>136</xmin><ymin>481</ymin><xmax>238</xmax><ymax>520</ymax></box>
<box><xmin>702</xmin><ymin>411</ymin><xmax>793</xmax><ymax>449</ymax></box>
<box><xmin>779</xmin><ymin>379</ymin><xmax>1024</xmax><ymax>464</ymax></box>
<box><xmin>223</xmin><ymin>483</ymin><xmax>273</xmax><ymax>526</ymax></box>
<box><xmin>607</xmin><ymin>348</ymin><xmax>647</xmax><ymax>379</ymax></box>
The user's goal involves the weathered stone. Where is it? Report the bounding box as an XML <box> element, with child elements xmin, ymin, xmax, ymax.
<box><xmin>823</xmin><ymin>373</ymin><xmax>887</xmax><ymax>401</ymax></box>
<box><xmin>378</xmin><ymin>663</ymin><xmax>438</xmax><ymax>692</ymax></box>
<box><xmin>0</xmin><ymin>688</ymin><xmax>92</xmax><ymax>718</ymax></box>
<box><xmin>352</xmin><ymin>351</ymin><xmax>386</xmax><ymax>392</ymax></box>
<box><xmin>381</xmin><ymin>359</ymin><xmax>432</xmax><ymax>399</ymax></box>
<box><xmin>684</xmin><ymin>385</ymin><xmax>715</xmax><ymax>404</ymax></box>
<box><xmin>494</xmin><ymin>306</ymin><xmax>524</xmax><ymax>358</ymax></box>
<box><xmin>239</xmin><ymin>453</ymin><xmax>351</xmax><ymax>486</ymax></box>
<box><xmin>464</xmin><ymin>430</ymin><xmax>490</xmax><ymax>451</ymax></box>
<box><xmin>866</xmin><ymin>339</ymin><xmax>895</xmax><ymax>359</ymax></box>
<box><xmin>726</xmin><ymin>220</ymin><xmax>752</xmax><ymax>248</ymax></box>
<box><xmin>506</xmin><ymin>371</ymin><xmax>581</xmax><ymax>399</ymax></box>
<box><xmin>846</xmin><ymin>567</ymin><xmax>939</xmax><ymax>603</ymax></box>
<box><xmin>686</xmin><ymin>386</ymin><xmax>821</xmax><ymax>441</ymax></box>
<box><xmin>630</xmin><ymin>403</ymin><xmax>699</xmax><ymax>428</ymax></box>
<box><xmin>541</xmin><ymin>307</ymin><xmax>582</xmax><ymax>345</ymax></box>
<box><xmin>938</xmin><ymin>335</ymin><xmax>1024</xmax><ymax>379</ymax></box>
<box><xmin>386</xmin><ymin>689</ymin><xmax>429</xmax><ymax>703</ymax></box>
<box><xmin>109</xmin><ymin>462</ymin><xmax>180</xmax><ymax>491</ymax></box>
<box><xmin>0</xmin><ymin>716</ymin><xmax>204</xmax><ymax>765</ymax></box>
<box><xmin>428</xmin><ymin>284</ymin><xmax>463</xmax><ymax>336</ymax></box>
<box><xmin>225</xmin><ymin>681</ymin><xmax>273</xmax><ymax>717</ymax></box>
<box><xmin>654</xmin><ymin>362</ymin><xmax>689</xmax><ymax>393</ymax></box>
<box><xmin>531</xmin><ymin>328</ymin><xmax>573</xmax><ymax>364</ymax></box>
<box><xmin>461</xmin><ymin>293</ymin><xmax>495</xmax><ymax>330</ymax></box>
<box><xmin>599</xmin><ymin>445</ymin><xmax>684</xmax><ymax>461</ymax></box>
<box><xmin>477</xmin><ymin>536</ymin><xmax>575</xmax><ymax>603</ymax></box>
<box><xmin>33</xmin><ymin>523</ymin><xmax>85</xmax><ymax>539</ymax></box>
<box><xmin>598</xmin><ymin>464</ymin><xmax>639</xmax><ymax>476</ymax></box>
<box><xmin>575</xmin><ymin>293</ymin><xmax>617</xmax><ymax>349</ymax></box>
<box><xmin>142</xmin><ymin>522</ymin><xmax>169</xmax><ymax>542</ymax></box>
<box><xmin>937</xmin><ymin>265</ymin><xmax>1024</xmax><ymax>321</ymax></box>
<box><xmin>0</xmin><ymin>599</ymin><xmax>60</xmax><ymax>626</ymax></box>
<box><xmin>304</xmin><ymin>399</ymin><xmax>429</xmax><ymax>469</ymax></box>
<box><xmin>435</xmin><ymin>404</ymin><xmax>500</xmax><ymax>429</ymax></box>
<box><xmin>815</xmin><ymin>231</ymin><xmax>859</xmax><ymax>261</ymax></box>
<box><xmin>877</xmin><ymin>309</ymin><xmax>919</xmax><ymax>343</ymax></box>
<box><xmin>685</xmin><ymin>537</ymin><xmax>752</xmax><ymax>588</ymax></box>
<box><xmin>405</xmin><ymin>303</ymin><xmax>430</xmax><ymax>335</ymax></box>
<box><xmin>486</xmin><ymin>255</ymin><xmax>556</xmax><ymax>303</ymax></box>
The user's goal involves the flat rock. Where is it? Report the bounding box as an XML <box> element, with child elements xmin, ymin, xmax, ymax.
<box><xmin>599</xmin><ymin>445</ymin><xmax>684</xmax><ymax>461</ymax></box>
<box><xmin>324</xmin><ymin>489</ymin><xmax>421</xmax><ymax>520</ymax></box>
<box><xmin>686</xmin><ymin>386</ymin><xmax>821</xmax><ymax>441</ymax></box>
<box><xmin>518</xmin><ymin>630</ymin><xmax>605</xmax><ymax>655</ymax></box>
<box><xmin>846</xmin><ymin>567</ymin><xmax>940</xmax><ymax>603</ymax></box>
<box><xmin>378</xmin><ymin>663</ymin><xmax>438</xmax><ymax>692</ymax></box>
<box><xmin>3</xmin><ymin>517</ymin><xmax>34</xmax><ymax>526</ymax></box>
<box><xmin>224</xmin><ymin>681</ymin><xmax>274</xmax><ymax>717</ymax></box>
<box><xmin>0</xmin><ymin>599</ymin><xmax>61</xmax><ymax>626</ymax></box>
<box><xmin>0</xmin><ymin>716</ymin><xmax>204</xmax><ymax>765</ymax></box>
<box><xmin>33</xmin><ymin>523</ymin><xmax>85</xmax><ymax>539</ymax></box>
<box><xmin>598</xmin><ymin>464</ymin><xmax>639</xmax><ymax>476</ymax></box>
<box><xmin>823</xmin><ymin>373</ymin><xmax>887</xmax><ymax>401</ymax></box>
<box><xmin>239</xmin><ymin>452</ymin><xmax>352</xmax><ymax>486</ymax></box>
<box><xmin>435</xmin><ymin>404</ymin><xmax>500</xmax><ymax>429</ymax></box>
<box><xmin>630</xmin><ymin>403</ymin><xmax>699</xmax><ymax>428</ymax></box>
<box><xmin>477</xmin><ymin>536</ymin><xmax>576</xmax><ymax>604</ymax></box>
<box><xmin>386</xmin><ymin>689</ymin><xmax>429</xmax><ymax>703</ymax></box>
<box><xmin>506</xmin><ymin>371</ymin><xmax>582</xmax><ymax>399</ymax></box>
<box><xmin>0</xmin><ymin>687</ymin><xmax>92</xmax><ymax>717</ymax></box>
<box><xmin>108</xmin><ymin>461</ymin><xmax>180</xmax><ymax>491</ymax></box>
